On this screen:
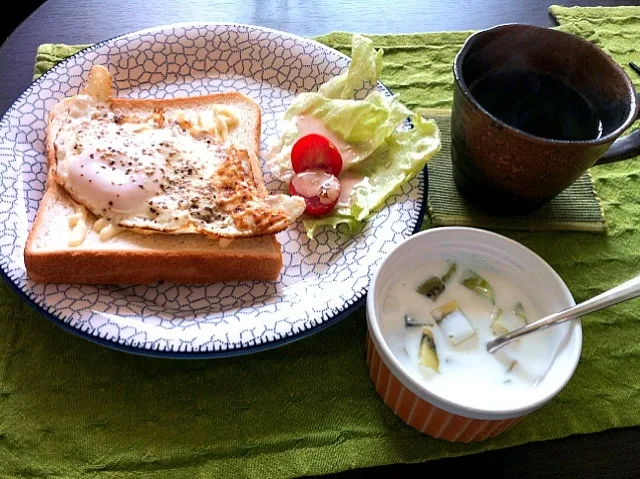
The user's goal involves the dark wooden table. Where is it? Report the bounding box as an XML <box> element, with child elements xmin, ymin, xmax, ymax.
<box><xmin>1</xmin><ymin>1</ymin><xmax>639</xmax><ymax>478</ymax></box>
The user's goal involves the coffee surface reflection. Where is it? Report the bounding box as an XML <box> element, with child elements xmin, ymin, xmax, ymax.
<box><xmin>469</xmin><ymin>69</ymin><xmax>603</xmax><ymax>142</ymax></box>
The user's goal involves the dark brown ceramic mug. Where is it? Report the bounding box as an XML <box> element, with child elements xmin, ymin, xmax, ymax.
<box><xmin>451</xmin><ymin>24</ymin><xmax>640</xmax><ymax>214</ymax></box>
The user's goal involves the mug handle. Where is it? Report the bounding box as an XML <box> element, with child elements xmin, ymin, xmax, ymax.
<box><xmin>596</xmin><ymin>93</ymin><xmax>640</xmax><ymax>165</ymax></box>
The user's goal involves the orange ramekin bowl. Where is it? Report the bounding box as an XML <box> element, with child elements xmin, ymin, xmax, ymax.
<box><xmin>365</xmin><ymin>227</ymin><xmax>583</xmax><ymax>442</ymax></box>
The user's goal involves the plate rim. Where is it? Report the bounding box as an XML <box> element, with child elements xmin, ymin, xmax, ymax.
<box><xmin>0</xmin><ymin>22</ymin><xmax>429</xmax><ymax>359</ymax></box>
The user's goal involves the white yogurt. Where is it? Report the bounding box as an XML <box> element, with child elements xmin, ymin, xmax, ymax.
<box><xmin>380</xmin><ymin>259</ymin><xmax>562</xmax><ymax>411</ymax></box>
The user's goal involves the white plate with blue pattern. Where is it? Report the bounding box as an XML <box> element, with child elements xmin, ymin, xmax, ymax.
<box><xmin>0</xmin><ymin>23</ymin><xmax>427</xmax><ymax>358</ymax></box>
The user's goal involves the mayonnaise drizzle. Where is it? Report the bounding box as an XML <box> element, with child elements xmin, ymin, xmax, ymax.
<box><xmin>291</xmin><ymin>170</ymin><xmax>341</xmax><ymax>205</ymax></box>
<box><xmin>66</xmin><ymin>206</ymin><xmax>88</xmax><ymax>247</ymax></box>
<box><xmin>94</xmin><ymin>218</ymin><xmax>124</xmax><ymax>241</ymax></box>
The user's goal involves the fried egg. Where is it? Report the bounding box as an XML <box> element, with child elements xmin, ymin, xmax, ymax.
<box><xmin>50</xmin><ymin>66</ymin><xmax>305</xmax><ymax>239</ymax></box>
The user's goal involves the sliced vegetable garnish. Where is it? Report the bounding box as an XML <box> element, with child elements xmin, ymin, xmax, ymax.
<box><xmin>416</xmin><ymin>262</ymin><xmax>457</xmax><ymax>301</ymax></box>
<box><xmin>416</xmin><ymin>277</ymin><xmax>445</xmax><ymax>301</ymax></box>
<box><xmin>441</xmin><ymin>262</ymin><xmax>457</xmax><ymax>283</ymax></box>
<box><xmin>289</xmin><ymin>170</ymin><xmax>342</xmax><ymax>216</ymax></box>
<box><xmin>490</xmin><ymin>308</ymin><xmax>508</xmax><ymax>336</ymax></box>
<box><xmin>404</xmin><ymin>314</ymin><xmax>432</xmax><ymax>328</ymax></box>
<box><xmin>461</xmin><ymin>272</ymin><xmax>496</xmax><ymax>304</ymax></box>
<box><xmin>513</xmin><ymin>302</ymin><xmax>528</xmax><ymax>323</ymax></box>
<box><xmin>490</xmin><ymin>307</ymin><xmax>526</xmax><ymax>337</ymax></box>
<box><xmin>266</xmin><ymin>33</ymin><xmax>442</xmax><ymax>239</ymax></box>
<box><xmin>291</xmin><ymin>133</ymin><xmax>343</xmax><ymax>176</ymax></box>
<box><xmin>430</xmin><ymin>300</ymin><xmax>459</xmax><ymax>322</ymax></box>
<box><xmin>433</xmin><ymin>303</ymin><xmax>476</xmax><ymax>346</ymax></box>
<box><xmin>419</xmin><ymin>328</ymin><xmax>439</xmax><ymax>372</ymax></box>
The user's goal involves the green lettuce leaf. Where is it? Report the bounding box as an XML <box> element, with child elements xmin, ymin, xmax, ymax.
<box><xmin>302</xmin><ymin>214</ymin><xmax>363</xmax><ymax>240</ymax></box>
<box><xmin>349</xmin><ymin>114</ymin><xmax>441</xmax><ymax>220</ymax></box>
<box><xmin>302</xmin><ymin>114</ymin><xmax>441</xmax><ymax>234</ymax></box>
<box><xmin>286</xmin><ymin>91</ymin><xmax>411</xmax><ymax>146</ymax></box>
<box><xmin>318</xmin><ymin>34</ymin><xmax>383</xmax><ymax>100</ymax></box>
<box><xmin>266</xmin><ymin>91</ymin><xmax>411</xmax><ymax>180</ymax></box>
<box><xmin>265</xmin><ymin>33</ymin><xmax>441</xmax><ymax>239</ymax></box>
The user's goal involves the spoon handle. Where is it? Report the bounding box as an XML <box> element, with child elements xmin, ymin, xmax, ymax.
<box><xmin>486</xmin><ymin>275</ymin><xmax>640</xmax><ymax>354</ymax></box>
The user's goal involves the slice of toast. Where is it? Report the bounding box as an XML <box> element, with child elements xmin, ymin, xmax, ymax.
<box><xmin>25</xmin><ymin>182</ymin><xmax>284</xmax><ymax>283</ymax></box>
<box><xmin>24</xmin><ymin>70</ymin><xmax>288</xmax><ymax>284</ymax></box>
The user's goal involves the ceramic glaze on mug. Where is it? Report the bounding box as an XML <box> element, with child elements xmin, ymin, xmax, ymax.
<box><xmin>451</xmin><ymin>24</ymin><xmax>640</xmax><ymax>214</ymax></box>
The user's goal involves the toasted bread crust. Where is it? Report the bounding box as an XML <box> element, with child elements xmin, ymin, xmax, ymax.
<box><xmin>24</xmin><ymin>245</ymin><xmax>282</xmax><ymax>283</ymax></box>
<box><xmin>27</xmin><ymin>84</ymin><xmax>285</xmax><ymax>284</ymax></box>
<box><xmin>25</xmin><ymin>241</ymin><xmax>282</xmax><ymax>284</ymax></box>
<box><xmin>25</xmin><ymin>181</ymin><xmax>283</xmax><ymax>284</ymax></box>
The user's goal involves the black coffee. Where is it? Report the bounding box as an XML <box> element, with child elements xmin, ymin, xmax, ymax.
<box><xmin>469</xmin><ymin>69</ymin><xmax>603</xmax><ymax>141</ymax></box>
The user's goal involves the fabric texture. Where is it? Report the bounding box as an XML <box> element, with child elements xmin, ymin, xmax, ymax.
<box><xmin>1</xmin><ymin>6</ymin><xmax>640</xmax><ymax>478</ymax></box>
<box><xmin>420</xmin><ymin>109</ymin><xmax>605</xmax><ymax>232</ymax></box>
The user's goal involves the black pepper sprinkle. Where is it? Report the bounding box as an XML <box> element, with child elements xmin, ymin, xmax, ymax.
<box><xmin>108</xmin><ymin>201</ymin><xmax>113</xmax><ymax>206</ymax></box>
<box><xmin>90</xmin><ymin>154</ymin><xmax>94</xmax><ymax>159</ymax></box>
<box><xmin>89</xmin><ymin>179</ymin><xmax>92</xmax><ymax>183</ymax></box>
<box><xmin>138</xmin><ymin>185</ymin><xmax>144</xmax><ymax>189</ymax></box>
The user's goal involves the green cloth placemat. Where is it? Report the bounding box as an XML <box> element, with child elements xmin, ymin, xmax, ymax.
<box><xmin>2</xmin><ymin>5</ymin><xmax>640</xmax><ymax>478</ymax></box>
<box><xmin>419</xmin><ymin>108</ymin><xmax>605</xmax><ymax>232</ymax></box>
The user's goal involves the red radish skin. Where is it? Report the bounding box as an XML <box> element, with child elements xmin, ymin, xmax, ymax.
<box><xmin>291</xmin><ymin>134</ymin><xmax>343</xmax><ymax>176</ymax></box>
<box><xmin>289</xmin><ymin>171</ymin><xmax>342</xmax><ymax>216</ymax></box>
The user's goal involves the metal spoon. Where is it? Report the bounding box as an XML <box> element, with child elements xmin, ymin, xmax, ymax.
<box><xmin>486</xmin><ymin>274</ymin><xmax>640</xmax><ymax>354</ymax></box>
